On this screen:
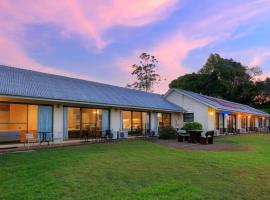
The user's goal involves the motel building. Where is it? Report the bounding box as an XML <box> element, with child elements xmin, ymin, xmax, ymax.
<box><xmin>165</xmin><ymin>89</ymin><xmax>270</xmax><ymax>135</ymax></box>
<box><xmin>0</xmin><ymin>65</ymin><xmax>269</xmax><ymax>146</ymax></box>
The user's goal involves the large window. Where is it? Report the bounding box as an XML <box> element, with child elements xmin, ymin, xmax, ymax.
<box><xmin>183</xmin><ymin>113</ymin><xmax>194</xmax><ymax>122</ymax></box>
<box><xmin>122</xmin><ymin>111</ymin><xmax>131</xmax><ymax>129</ymax></box>
<box><xmin>158</xmin><ymin>113</ymin><xmax>171</xmax><ymax>128</ymax></box>
<box><xmin>227</xmin><ymin>115</ymin><xmax>236</xmax><ymax>130</ymax></box>
<box><xmin>240</xmin><ymin>116</ymin><xmax>247</xmax><ymax>129</ymax></box>
<box><xmin>249</xmin><ymin>117</ymin><xmax>255</xmax><ymax>128</ymax></box>
<box><xmin>0</xmin><ymin>103</ymin><xmax>43</xmax><ymax>143</ymax></box>
<box><xmin>132</xmin><ymin>112</ymin><xmax>142</xmax><ymax>132</ymax></box>
<box><xmin>122</xmin><ymin>111</ymin><xmax>150</xmax><ymax>135</ymax></box>
<box><xmin>66</xmin><ymin>107</ymin><xmax>110</xmax><ymax>139</ymax></box>
<box><xmin>67</xmin><ymin>107</ymin><xmax>81</xmax><ymax>139</ymax></box>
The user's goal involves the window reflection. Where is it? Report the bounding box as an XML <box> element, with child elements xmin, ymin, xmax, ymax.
<box><xmin>0</xmin><ymin>103</ymin><xmax>39</xmax><ymax>143</ymax></box>
<box><xmin>66</xmin><ymin>107</ymin><xmax>110</xmax><ymax>139</ymax></box>
<box><xmin>122</xmin><ymin>111</ymin><xmax>150</xmax><ymax>135</ymax></box>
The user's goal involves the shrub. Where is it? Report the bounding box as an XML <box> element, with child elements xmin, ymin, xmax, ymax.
<box><xmin>159</xmin><ymin>126</ymin><xmax>177</xmax><ymax>139</ymax></box>
<box><xmin>182</xmin><ymin>122</ymin><xmax>202</xmax><ymax>131</ymax></box>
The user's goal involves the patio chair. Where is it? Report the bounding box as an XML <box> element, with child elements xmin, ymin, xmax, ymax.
<box><xmin>188</xmin><ymin>130</ymin><xmax>201</xmax><ymax>143</ymax></box>
<box><xmin>102</xmin><ymin>130</ymin><xmax>113</xmax><ymax>142</ymax></box>
<box><xmin>200</xmin><ymin>131</ymin><xmax>214</xmax><ymax>145</ymax></box>
<box><xmin>24</xmin><ymin>133</ymin><xmax>35</xmax><ymax>148</ymax></box>
<box><xmin>177</xmin><ymin>129</ymin><xmax>189</xmax><ymax>142</ymax></box>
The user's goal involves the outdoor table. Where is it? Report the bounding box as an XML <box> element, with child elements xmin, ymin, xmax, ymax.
<box><xmin>38</xmin><ymin>131</ymin><xmax>53</xmax><ymax>145</ymax></box>
<box><xmin>177</xmin><ymin>133</ymin><xmax>190</xmax><ymax>142</ymax></box>
<box><xmin>188</xmin><ymin>130</ymin><xmax>203</xmax><ymax>143</ymax></box>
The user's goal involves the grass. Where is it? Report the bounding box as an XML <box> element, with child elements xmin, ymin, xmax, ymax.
<box><xmin>1</xmin><ymin>135</ymin><xmax>270</xmax><ymax>200</ymax></box>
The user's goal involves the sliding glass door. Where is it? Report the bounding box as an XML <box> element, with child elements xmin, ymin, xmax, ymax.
<box><xmin>122</xmin><ymin>111</ymin><xmax>150</xmax><ymax>135</ymax></box>
<box><xmin>65</xmin><ymin>107</ymin><xmax>110</xmax><ymax>140</ymax></box>
<box><xmin>0</xmin><ymin>103</ymin><xmax>52</xmax><ymax>144</ymax></box>
<box><xmin>157</xmin><ymin>113</ymin><xmax>171</xmax><ymax>130</ymax></box>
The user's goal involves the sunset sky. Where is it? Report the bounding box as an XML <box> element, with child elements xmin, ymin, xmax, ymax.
<box><xmin>0</xmin><ymin>0</ymin><xmax>270</xmax><ymax>93</ymax></box>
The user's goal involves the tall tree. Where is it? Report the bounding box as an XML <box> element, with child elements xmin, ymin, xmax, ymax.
<box><xmin>169</xmin><ymin>53</ymin><xmax>265</xmax><ymax>106</ymax></box>
<box><xmin>127</xmin><ymin>53</ymin><xmax>161</xmax><ymax>92</ymax></box>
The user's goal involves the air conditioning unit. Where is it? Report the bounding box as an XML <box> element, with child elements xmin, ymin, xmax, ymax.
<box><xmin>118</xmin><ymin>131</ymin><xmax>128</xmax><ymax>139</ymax></box>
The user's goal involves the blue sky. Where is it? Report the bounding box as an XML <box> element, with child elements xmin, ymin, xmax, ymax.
<box><xmin>0</xmin><ymin>0</ymin><xmax>270</xmax><ymax>93</ymax></box>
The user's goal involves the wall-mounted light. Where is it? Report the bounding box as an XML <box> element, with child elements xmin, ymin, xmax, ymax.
<box><xmin>209</xmin><ymin>111</ymin><xmax>214</xmax><ymax>116</ymax></box>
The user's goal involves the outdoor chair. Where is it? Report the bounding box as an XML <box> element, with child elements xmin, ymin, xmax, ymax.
<box><xmin>24</xmin><ymin>133</ymin><xmax>35</xmax><ymax>148</ymax></box>
<box><xmin>188</xmin><ymin>130</ymin><xmax>201</xmax><ymax>143</ymax></box>
<box><xmin>102</xmin><ymin>130</ymin><xmax>113</xmax><ymax>142</ymax></box>
<box><xmin>200</xmin><ymin>131</ymin><xmax>214</xmax><ymax>145</ymax></box>
<box><xmin>145</xmin><ymin>129</ymin><xmax>155</xmax><ymax>139</ymax></box>
<box><xmin>177</xmin><ymin>129</ymin><xmax>189</xmax><ymax>142</ymax></box>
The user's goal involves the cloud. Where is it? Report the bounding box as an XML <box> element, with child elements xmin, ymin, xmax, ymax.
<box><xmin>0</xmin><ymin>0</ymin><xmax>181</xmax><ymax>50</ymax></box>
<box><xmin>115</xmin><ymin>0</ymin><xmax>270</xmax><ymax>93</ymax></box>
<box><xmin>0</xmin><ymin>34</ymin><xmax>96</xmax><ymax>81</ymax></box>
<box><xmin>0</xmin><ymin>0</ymin><xmax>180</xmax><ymax>80</ymax></box>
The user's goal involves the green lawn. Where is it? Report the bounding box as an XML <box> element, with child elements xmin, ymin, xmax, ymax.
<box><xmin>1</xmin><ymin>135</ymin><xmax>270</xmax><ymax>200</ymax></box>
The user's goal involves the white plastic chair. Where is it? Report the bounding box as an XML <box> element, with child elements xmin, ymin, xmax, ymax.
<box><xmin>25</xmin><ymin>133</ymin><xmax>35</xmax><ymax>148</ymax></box>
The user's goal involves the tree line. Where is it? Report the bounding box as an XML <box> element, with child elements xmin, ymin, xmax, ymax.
<box><xmin>127</xmin><ymin>53</ymin><xmax>270</xmax><ymax>112</ymax></box>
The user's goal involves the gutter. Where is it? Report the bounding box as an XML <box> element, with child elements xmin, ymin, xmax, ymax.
<box><xmin>0</xmin><ymin>94</ymin><xmax>184</xmax><ymax>113</ymax></box>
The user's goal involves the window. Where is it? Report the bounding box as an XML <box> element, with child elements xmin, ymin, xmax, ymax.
<box><xmin>122</xmin><ymin>111</ymin><xmax>131</xmax><ymax>130</ymax></box>
<box><xmin>66</xmin><ymin>107</ymin><xmax>110</xmax><ymax>139</ymax></box>
<box><xmin>250</xmin><ymin>117</ymin><xmax>255</xmax><ymax>128</ymax></box>
<box><xmin>132</xmin><ymin>112</ymin><xmax>142</xmax><ymax>131</ymax></box>
<box><xmin>122</xmin><ymin>111</ymin><xmax>150</xmax><ymax>135</ymax></box>
<box><xmin>0</xmin><ymin>103</ymin><xmax>40</xmax><ymax>143</ymax></box>
<box><xmin>28</xmin><ymin>105</ymin><xmax>38</xmax><ymax>139</ymax></box>
<box><xmin>227</xmin><ymin>115</ymin><xmax>236</xmax><ymax>129</ymax></box>
<box><xmin>163</xmin><ymin>113</ymin><xmax>171</xmax><ymax>127</ymax></box>
<box><xmin>157</xmin><ymin>113</ymin><xmax>171</xmax><ymax>128</ymax></box>
<box><xmin>67</xmin><ymin>107</ymin><xmax>81</xmax><ymax>139</ymax></box>
<box><xmin>183</xmin><ymin>113</ymin><xmax>194</xmax><ymax>122</ymax></box>
<box><xmin>241</xmin><ymin>117</ymin><xmax>247</xmax><ymax>128</ymax></box>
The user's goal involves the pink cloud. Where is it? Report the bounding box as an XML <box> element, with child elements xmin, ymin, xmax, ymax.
<box><xmin>0</xmin><ymin>0</ymin><xmax>181</xmax><ymax>50</ymax></box>
<box><xmin>117</xmin><ymin>34</ymin><xmax>215</xmax><ymax>93</ymax></box>
<box><xmin>114</xmin><ymin>0</ymin><xmax>270</xmax><ymax>93</ymax></box>
<box><xmin>0</xmin><ymin>34</ymin><xmax>96</xmax><ymax>81</ymax></box>
<box><xmin>150</xmin><ymin>36</ymin><xmax>215</xmax><ymax>93</ymax></box>
<box><xmin>0</xmin><ymin>0</ymin><xmax>180</xmax><ymax>81</ymax></box>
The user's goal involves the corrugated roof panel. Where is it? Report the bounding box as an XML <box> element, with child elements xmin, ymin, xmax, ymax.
<box><xmin>0</xmin><ymin>65</ymin><xmax>184</xmax><ymax>112</ymax></box>
<box><xmin>173</xmin><ymin>88</ymin><xmax>270</xmax><ymax>117</ymax></box>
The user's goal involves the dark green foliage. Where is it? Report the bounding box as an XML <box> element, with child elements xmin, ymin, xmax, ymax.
<box><xmin>159</xmin><ymin>126</ymin><xmax>177</xmax><ymax>139</ymax></box>
<box><xmin>182</xmin><ymin>122</ymin><xmax>203</xmax><ymax>131</ymax></box>
<box><xmin>169</xmin><ymin>53</ymin><xmax>269</xmax><ymax>109</ymax></box>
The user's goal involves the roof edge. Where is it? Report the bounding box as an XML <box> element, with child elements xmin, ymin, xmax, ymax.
<box><xmin>0</xmin><ymin>94</ymin><xmax>184</xmax><ymax>113</ymax></box>
<box><xmin>168</xmin><ymin>88</ymin><xmax>270</xmax><ymax>117</ymax></box>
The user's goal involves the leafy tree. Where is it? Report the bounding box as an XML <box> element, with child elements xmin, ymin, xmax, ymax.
<box><xmin>169</xmin><ymin>53</ymin><xmax>268</xmax><ymax>107</ymax></box>
<box><xmin>127</xmin><ymin>53</ymin><xmax>161</xmax><ymax>92</ymax></box>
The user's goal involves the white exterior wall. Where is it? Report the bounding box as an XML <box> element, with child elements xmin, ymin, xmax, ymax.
<box><xmin>171</xmin><ymin>113</ymin><xmax>182</xmax><ymax>129</ymax></box>
<box><xmin>110</xmin><ymin>108</ymin><xmax>121</xmax><ymax>132</ymax></box>
<box><xmin>53</xmin><ymin>104</ymin><xmax>64</xmax><ymax>143</ymax></box>
<box><xmin>166</xmin><ymin>91</ymin><xmax>210</xmax><ymax>130</ymax></box>
<box><xmin>207</xmin><ymin>109</ymin><xmax>215</xmax><ymax>131</ymax></box>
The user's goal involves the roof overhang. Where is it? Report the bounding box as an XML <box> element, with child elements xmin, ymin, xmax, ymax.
<box><xmin>165</xmin><ymin>88</ymin><xmax>270</xmax><ymax>117</ymax></box>
<box><xmin>0</xmin><ymin>94</ymin><xmax>183</xmax><ymax>113</ymax></box>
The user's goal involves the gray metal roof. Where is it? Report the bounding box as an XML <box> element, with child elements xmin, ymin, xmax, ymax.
<box><xmin>170</xmin><ymin>88</ymin><xmax>270</xmax><ymax>117</ymax></box>
<box><xmin>0</xmin><ymin>65</ymin><xmax>183</xmax><ymax>112</ymax></box>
